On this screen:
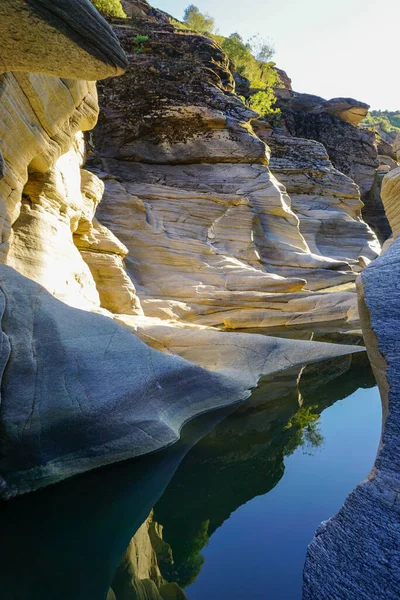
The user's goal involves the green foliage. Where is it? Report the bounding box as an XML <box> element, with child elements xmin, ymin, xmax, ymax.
<box><xmin>183</xmin><ymin>4</ymin><xmax>215</xmax><ymax>34</ymax></box>
<box><xmin>249</xmin><ymin>90</ymin><xmax>280</xmax><ymax>118</ymax></box>
<box><xmin>133</xmin><ymin>34</ymin><xmax>149</xmax><ymax>54</ymax></box>
<box><xmin>283</xmin><ymin>406</ymin><xmax>324</xmax><ymax>457</ymax></box>
<box><xmin>91</xmin><ymin>0</ymin><xmax>126</xmax><ymax>18</ymax></box>
<box><xmin>219</xmin><ymin>32</ymin><xmax>279</xmax><ymax>115</ymax></box>
<box><xmin>362</xmin><ymin>110</ymin><xmax>400</xmax><ymax>135</ymax></box>
<box><xmin>169</xmin><ymin>16</ymin><xmax>190</xmax><ymax>30</ymax></box>
<box><xmin>180</xmin><ymin>6</ymin><xmax>279</xmax><ymax>116</ymax></box>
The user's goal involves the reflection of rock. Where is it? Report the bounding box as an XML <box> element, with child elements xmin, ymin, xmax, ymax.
<box><xmin>0</xmin><ymin>403</ymin><xmax>234</xmax><ymax>599</ymax></box>
<box><xmin>303</xmin><ymin>159</ymin><xmax>400</xmax><ymax>600</ymax></box>
<box><xmin>0</xmin><ymin>350</ymin><xmax>374</xmax><ymax>599</ymax></box>
<box><xmin>153</xmin><ymin>354</ymin><xmax>375</xmax><ymax>589</ymax></box>
<box><xmin>111</xmin><ymin>512</ymin><xmax>187</xmax><ymax>600</ymax></box>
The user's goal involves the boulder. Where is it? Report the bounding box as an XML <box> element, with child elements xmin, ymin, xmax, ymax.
<box><xmin>323</xmin><ymin>97</ymin><xmax>369</xmax><ymax>126</ymax></box>
<box><xmin>0</xmin><ymin>0</ymin><xmax>127</xmax><ymax>79</ymax></box>
<box><xmin>0</xmin><ymin>265</ymin><xmax>363</xmax><ymax>498</ymax></box>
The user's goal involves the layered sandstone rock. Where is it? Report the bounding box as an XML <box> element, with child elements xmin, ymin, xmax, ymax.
<box><xmin>0</xmin><ymin>0</ymin><xmax>377</xmax><ymax>500</ymax></box>
<box><xmin>0</xmin><ymin>0</ymin><xmax>127</xmax><ymax>79</ymax></box>
<box><xmin>277</xmin><ymin>90</ymin><xmax>391</xmax><ymax>242</ymax></box>
<box><xmin>91</xmin><ymin>6</ymin><xmax>379</xmax><ymax>329</ymax></box>
<box><xmin>256</xmin><ymin>124</ymin><xmax>379</xmax><ymax>286</ymax></box>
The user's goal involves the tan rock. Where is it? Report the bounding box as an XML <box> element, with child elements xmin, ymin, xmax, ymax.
<box><xmin>0</xmin><ymin>0</ymin><xmax>127</xmax><ymax>80</ymax></box>
<box><xmin>381</xmin><ymin>166</ymin><xmax>400</xmax><ymax>238</ymax></box>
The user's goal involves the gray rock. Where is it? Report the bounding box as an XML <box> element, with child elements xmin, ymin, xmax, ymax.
<box><xmin>303</xmin><ymin>240</ymin><xmax>400</xmax><ymax>599</ymax></box>
<box><xmin>0</xmin><ymin>265</ymin><xmax>364</xmax><ymax>499</ymax></box>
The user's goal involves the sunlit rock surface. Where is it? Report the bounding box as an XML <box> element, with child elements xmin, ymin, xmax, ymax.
<box><xmin>0</xmin><ymin>265</ymin><xmax>364</xmax><ymax>499</ymax></box>
<box><xmin>277</xmin><ymin>89</ymin><xmax>391</xmax><ymax>242</ymax></box>
<box><xmin>0</xmin><ymin>0</ymin><xmax>127</xmax><ymax>80</ymax></box>
<box><xmin>0</xmin><ymin>0</ymin><xmax>379</xmax><ymax>499</ymax></box>
<box><xmin>258</xmin><ymin>124</ymin><xmax>379</xmax><ymax>287</ymax></box>
<box><xmin>91</xmin><ymin>4</ymin><xmax>379</xmax><ymax>328</ymax></box>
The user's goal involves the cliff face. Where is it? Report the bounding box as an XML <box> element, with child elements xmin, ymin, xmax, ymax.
<box><xmin>0</xmin><ymin>1</ymin><xmax>396</xmax><ymax>597</ymax></box>
<box><xmin>303</xmin><ymin>141</ymin><xmax>400</xmax><ymax>600</ymax></box>
<box><xmin>277</xmin><ymin>90</ymin><xmax>392</xmax><ymax>242</ymax></box>
<box><xmin>0</xmin><ymin>0</ymin><xmax>378</xmax><ymax>502</ymax></box>
<box><xmin>91</xmin><ymin>6</ymin><xmax>379</xmax><ymax>330</ymax></box>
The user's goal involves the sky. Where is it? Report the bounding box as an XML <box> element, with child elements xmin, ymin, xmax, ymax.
<box><xmin>153</xmin><ymin>0</ymin><xmax>400</xmax><ymax>111</ymax></box>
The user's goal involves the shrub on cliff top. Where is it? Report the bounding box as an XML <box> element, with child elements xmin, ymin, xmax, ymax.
<box><xmin>183</xmin><ymin>4</ymin><xmax>215</xmax><ymax>34</ymax></box>
<box><xmin>91</xmin><ymin>0</ymin><xmax>126</xmax><ymax>18</ymax></box>
<box><xmin>217</xmin><ymin>32</ymin><xmax>278</xmax><ymax>90</ymax></box>
<box><xmin>362</xmin><ymin>110</ymin><xmax>400</xmax><ymax>135</ymax></box>
<box><xmin>181</xmin><ymin>6</ymin><xmax>279</xmax><ymax>116</ymax></box>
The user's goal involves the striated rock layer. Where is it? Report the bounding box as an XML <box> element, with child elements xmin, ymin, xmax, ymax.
<box><xmin>277</xmin><ymin>89</ymin><xmax>392</xmax><ymax>242</ymax></box>
<box><xmin>91</xmin><ymin>5</ymin><xmax>379</xmax><ymax>330</ymax></box>
<box><xmin>303</xmin><ymin>153</ymin><xmax>400</xmax><ymax>600</ymax></box>
<box><xmin>0</xmin><ymin>0</ymin><xmax>378</xmax><ymax>498</ymax></box>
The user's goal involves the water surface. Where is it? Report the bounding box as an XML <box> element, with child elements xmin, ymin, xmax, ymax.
<box><xmin>0</xmin><ymin>352</ymin><xmax>381</xmax><ymax>600</ymax></box>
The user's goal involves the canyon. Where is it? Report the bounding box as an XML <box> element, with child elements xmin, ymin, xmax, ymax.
<box><xmin>0</xmin><ymin>0</ymin><xmax>399</xmax><ymax>599</ymax></box>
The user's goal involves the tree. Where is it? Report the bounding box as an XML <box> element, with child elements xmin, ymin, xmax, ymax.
<box><xmin>249</xmin><ymin>34</ymin><xmax>275</xmax><ymax>63</ymax></box>
<box><xmin>183</xmin><ymin>4</ymin><xmax>215</xmax><ymax>34</ymax></box>
<box><xmin>91</xmin><ymin>0</ymin><xmax>126</xmax><ymax>18</ymax></box>
<box><xmin>181</xmin><ymin>6</ymin><xmax>280</xmax><ymax>116</ymax></box>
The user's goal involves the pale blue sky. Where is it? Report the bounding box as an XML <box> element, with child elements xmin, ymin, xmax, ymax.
<box><xmin>153</xmin><ymin>0</ymin><xmax>400</xmax><ymax>110</ymax></box>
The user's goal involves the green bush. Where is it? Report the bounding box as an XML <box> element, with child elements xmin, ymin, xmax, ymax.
<box><xmin>183</xmin><ymin>4</ymin><xmax>215</xmax><ymax>34</ymax></box>
<box><xmin>249</xmin><ymin>90</ymin><xmax>280</xmax><ymax>119</ymax></box>
<box><xmin>180</xmin><ymin>6</ymin><xmax>279</xmax><ymax>116</ymax></box>
<box><xmin>91</xmin><ymin>0</ymin><xmax>126</xmax><ymax>18</ymax></box>
<box><xmin>219</xmin><ymin>33</ymin><xmax>278</xmax><ymax>89</ymax></box>
<box><xmin>362</xmin><ymin>110</ymin><xmax>400</xmax><ymax>135</ymax></box>
<box><xmin>133</xmin><ymin>34</ymin><xmax>149</xmax><ymax>54</ymax></box>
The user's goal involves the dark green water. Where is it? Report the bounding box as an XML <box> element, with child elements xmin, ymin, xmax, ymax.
<box><xmin>0</xmin><ymin>352</ymin><xmax>381</xmax><ymax>600</ymax></box>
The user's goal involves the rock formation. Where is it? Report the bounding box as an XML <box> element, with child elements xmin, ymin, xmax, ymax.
<box><xmin>277</xmin><ymin>89</ymin><xmax>392</xmax><ymax>242</ymax></box>
<box><xmin>0</xmin><ymin>0</ymin><xmax>128</xmax><ymax>79</ymax></box>
<box><xmin>303</xmin><ymin>139</ymin><xmax>400</xmax><ymax>600</ymax></box>
<box><xmin>0</xmin><ymin>0</ymin><xmax>380</xmax><ymax>501</ymax></box>
<box><xmin>91</xmin><ymin>6</ymin><xmax>379</xmax><ymax>330</ymax></box>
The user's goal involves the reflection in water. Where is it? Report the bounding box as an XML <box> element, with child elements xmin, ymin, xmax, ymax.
<box><xmin>0</xmin><ymin>352</ymin><xmax>378</xmax><ymax>600</ymax></box>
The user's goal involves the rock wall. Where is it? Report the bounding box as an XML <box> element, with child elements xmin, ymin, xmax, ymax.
<box><xmin>90</xmin><ymin>6</ymin><xmax>379</xmax><ymax>330</ymax></box>
<box><xmin>277</xmin><ymin>90</ymin><xmax>392</xmax><ymax>242</ymax></box>
<box><xmin>303</xmin><ymin>144</ymin><xmax>400</xmax><ymax>600</ymax></box>
<box><xmin>0</xmin><ymin>0</ymin><xmax>379</xmax><ymax>502</ymax></box>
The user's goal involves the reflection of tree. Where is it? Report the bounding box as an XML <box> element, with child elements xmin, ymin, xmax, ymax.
<box><xmin>283</xmin><ymin>406</ymin><xmax>324</xmax><ymax>457</ymax></box>
<box><xmin>162</xmin><ymin>520</ymin><xmax>210</xmax><ymax>589</ymax></box>
<box><xmin>153</xmin><ymin>354</ymin><xmax>376</xmax><ymax>589</ymax></box>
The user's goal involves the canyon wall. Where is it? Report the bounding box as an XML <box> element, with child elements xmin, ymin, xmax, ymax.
<box><xmin>91</xmin><ymin>6</ymin><xmax>379</xmax><ymax>331</ymax></box>
<box><xmin>276</xmin><ymin>87</ymin><xmax>394</xmax><ymax>242</ymax></box>
<box><xmin>0</xmin><ymin>1</ymin><xmax>397</xmax><ymax>599</ymax></box>
<box><xmin>0</xmin><ymin>0</ymin><xmax>369</xmax><ymax>500</ymax></box>
<box><xmin>303</xmin><ymin>138</ymin><xmax>400</xmax><ymax>600</ymax></box>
